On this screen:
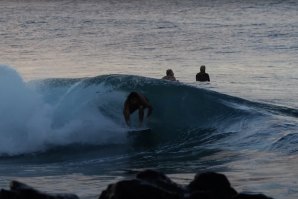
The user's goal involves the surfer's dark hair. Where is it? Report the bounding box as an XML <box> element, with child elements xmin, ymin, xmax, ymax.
<box><xmin>166</xmin><ymin>69</ymin><xmax>173</xmax><ymax>76</ymax></box>
<box><xmin>127</xmin><ymin>92</ymin><xmax>139</xmax><ymax>100</ymax></box>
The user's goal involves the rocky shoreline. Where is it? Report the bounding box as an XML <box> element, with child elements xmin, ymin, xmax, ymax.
<box><xmin>0</xmin><ymin>170</ymin><xmax>272</xmax><ymax>199</ymax></box>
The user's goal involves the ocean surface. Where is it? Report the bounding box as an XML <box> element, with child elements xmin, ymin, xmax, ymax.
<box><xmin>1</xmin><ymin>0</ymin><xmax>298</xmax><ymax>198</ymax></box>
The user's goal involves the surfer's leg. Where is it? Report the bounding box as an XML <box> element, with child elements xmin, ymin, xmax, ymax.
<box><xmin>139</xmin><ymin>108</ymin><xmax>144</xmax><ymax>125</ymax></box>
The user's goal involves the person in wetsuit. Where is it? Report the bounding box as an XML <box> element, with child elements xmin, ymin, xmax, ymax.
<box><xmin>162</xmin><ymin>69</ymin><xmax>177</xmax><ymax>81</ymax></box>
<box><xmin>123</xmin><ymin>92</ymin><xmax>153</xmax><ymax>126</ymax></box>
<box><xmin>196</xmin><ymin>65</ymin><xmax>210</xmax><ymax>82</ymax></box>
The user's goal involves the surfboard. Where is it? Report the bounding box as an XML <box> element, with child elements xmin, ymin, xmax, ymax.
<box><xmin>128</xmin><ymin>128</ymin><xmax>151</xmax><ymax>134</ymax></box>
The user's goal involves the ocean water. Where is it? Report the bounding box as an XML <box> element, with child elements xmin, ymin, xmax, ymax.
<box><xmin>0</xmin><ymin>0</ymin><xmax>298</xmax><ymax>198</ymax></box>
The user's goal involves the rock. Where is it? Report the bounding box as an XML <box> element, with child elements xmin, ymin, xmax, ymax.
<box><xmin>136</xmin><ymin>169</ymin><xmax>184</xmax><ymax>195</ymax></box>
<box><xmin>0</xmin><ymin>180</ymin><xmax>79</xmax><ymax>199</ymax></box>
<box><xmin>0</xmin><ymin>189</ymin><xmax>17</xmax><ymax>199</ymax></box>
<box><xmin>233</xmin><ymin>193</ymin><xmax>273</xmax><ymax>199</ymax></box>
<box><xmin>188</xmin><ymin>172</ymin><xmax>238</xmax><ymax>199</ymax></box>
<box><xmin>99</xmin><ymin>170</ymin><xmax>273</xmax><ymax>199</ymax></box>
<box><xmin>99</xmin><ymin>170</ymin><xmax>185</xmax><ymax>199</ymax></box>
<box><xmin>0</xmin><ymin>170</ymin><xmax>273</xmax><ymax>199</ymax></box>
<box><xmin>99</xmin><ymin>179</ymin><xmax>179</xmax><ymax>199</ymax></box>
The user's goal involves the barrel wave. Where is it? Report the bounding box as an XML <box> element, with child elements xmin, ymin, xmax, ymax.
<box><xmin>0</xmin><ymin>65</ymin><xmax>297</xmax><ymax>159</ymax></box>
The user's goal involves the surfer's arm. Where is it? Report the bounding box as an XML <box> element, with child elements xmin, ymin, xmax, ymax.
<box><xmin>138</xmin><ymin>107</ymin><xmax>144</xmax><ymax>125</ymax></box>
<box><xmin>147</xmin><ymin>105</ymin><xmax>153</xmax><ymax>117</ymax></box>
<box><xmin>123</xmin><ymin>104</ymin><xmax>130</xmax><ymax>126</ymax></box>
<box><xmin>136</xmin><ymin>93</ymin><xmax>152</xmax><ymax>117</ymax></box>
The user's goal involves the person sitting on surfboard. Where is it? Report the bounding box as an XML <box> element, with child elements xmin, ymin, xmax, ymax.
<box><xmin>196</xmin><ymin>65</ymin><xmax>210</xmax><ymax>82</ymax></box>
<box><xmin>162</xmin><ymin>69</ymin><xmax>177</xmax><ymax>81</ymax></box>
<box><xmin>123</xmin><ymin>92</ymin><xmax>153</xmax><ymax>127</ymax></box>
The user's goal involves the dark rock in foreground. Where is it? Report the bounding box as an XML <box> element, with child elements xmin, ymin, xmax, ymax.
<box><xmin>99</xmin><ymin>170</ymin><xmax>273</xmax><ymax>199</ymax></box>
<box><xmin>0</xmin><ymin>180</ymin><xmax>79</xmax><ymax>199</ymax></box>
<box><xmin>0</xmin><ymin>170</ymin><xmax>273</xmax><ymax>199</ymax></box>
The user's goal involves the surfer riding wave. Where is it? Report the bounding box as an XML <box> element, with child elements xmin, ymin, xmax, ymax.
<box><xmin>123</xmin><ymin>92</ymin><xmax>153</xmax><ymax>127</ymax></box>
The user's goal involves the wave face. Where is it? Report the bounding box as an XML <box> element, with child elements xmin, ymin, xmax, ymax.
<box><xmin>0</xmin><ymin>65</ymin><xmax>297</xmax><ymax>157</ymax></box>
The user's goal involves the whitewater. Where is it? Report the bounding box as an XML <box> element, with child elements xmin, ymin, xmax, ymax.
<box><xmin>0</xmin><ymin>0</ymin><xmax>298</xmax><ymax>199</ymax></box>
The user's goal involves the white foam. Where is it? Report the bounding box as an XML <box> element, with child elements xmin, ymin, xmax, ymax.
<box><xmin>0</xmin><ymin>65</ymin><xmax>127</xmax><ymax>156</ymax></box>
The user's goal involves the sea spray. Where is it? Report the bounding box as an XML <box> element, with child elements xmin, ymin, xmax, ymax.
<box><xmin>0</xmin><ymin>65</ymin><xmax>126</xmax><ymax>156</ymax></box>
<box><xmin>0</xmin><ymin>65</ymin><xmax>51</xmax><ymax>155</ymax></box>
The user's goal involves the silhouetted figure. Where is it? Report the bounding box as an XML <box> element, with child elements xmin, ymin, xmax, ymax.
<box><xmin>123</xmin><ymin>92</ymin><xmax>153</xmax><ymax>126</ymax></box>
<box><xmin>162</xmin><ymin>69</ymin><xmax>177</xmax><ymax>81</ymax></box>
<box><xmin>196</xmin><ymin>65</ymin><xmax>210</xmax><ymax>82</ymax></box>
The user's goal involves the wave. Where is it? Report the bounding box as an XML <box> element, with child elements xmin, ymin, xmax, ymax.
<box><xmin>0</xmin><ymin>65</ymin><xmax>297</xmax><ymax>156</ymax></box>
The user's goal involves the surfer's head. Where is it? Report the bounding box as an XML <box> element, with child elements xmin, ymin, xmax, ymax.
<box><xmin>166</xmin><ymin>69</ymin><xmax>174</xmax><ymax>76</ymax></box>
<box><xmin>200</xmin><ymin>65</ymin><xmax>206</xmax><ymax>73</ymax></box>
<box><xmin>127</xmin><ymin>92</ymin><xmax>139</xmax><ymax>105</ymax></box>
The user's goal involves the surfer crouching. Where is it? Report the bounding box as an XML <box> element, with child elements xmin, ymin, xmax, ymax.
<box><xmin>123</xmin><ymin>92</ymin><xmax>153</xmax><ymax>127</ymax></box>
